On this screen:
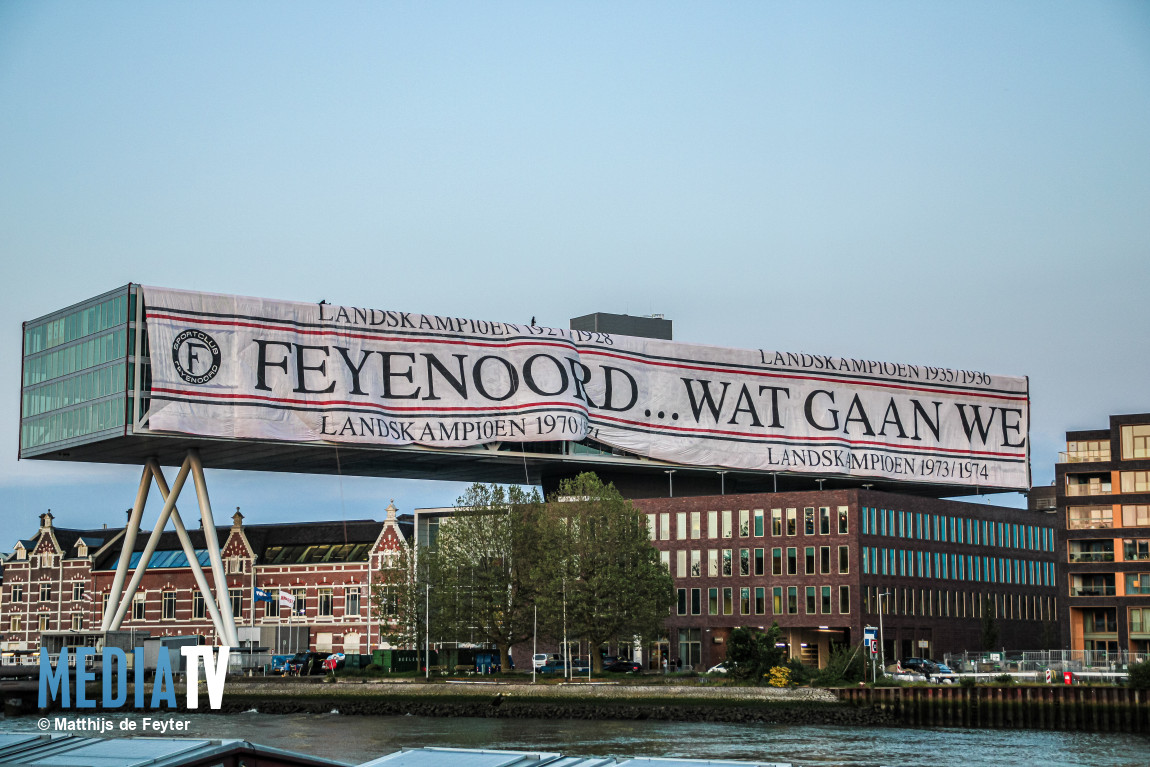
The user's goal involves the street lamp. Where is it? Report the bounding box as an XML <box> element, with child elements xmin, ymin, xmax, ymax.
<box><xmin>424</xmin><ymin>583</ymin><xmax>431</xmax><ymax>681</ymax></box>
<box><xmin>877</xmin><ymin>590</ymin><xmax>891</xmax><ymax>677</ymax></box>
<box><xmin>665</xmin><ymin>470</ymin><xmax>676</xmax><ymax>498</ymax></box>
<box><xmin>717</xmin><ymin>471</ymin><xmax>728</xmax><ymax>495</ymax></box>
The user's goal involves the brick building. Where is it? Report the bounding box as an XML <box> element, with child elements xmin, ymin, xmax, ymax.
<box><xmin>634</xmin><ymin>489</ymin><xmax>1058</xmax><ymax>670</ymax></box>
<box><xmin>1</xmin><ymin>504</ymin><xmax>411</xmax><ymax>655</ymax></box>
<box><xmin>1056</xmin><ymin>413</ymin><xmax>1150</xmax><ymax>657</ymax></box>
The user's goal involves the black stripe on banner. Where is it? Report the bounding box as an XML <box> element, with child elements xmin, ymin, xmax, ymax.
<box><xmin>148</xmin><ymin>395</ymin><xmax>586</xmax><ymax>421</ymax></box>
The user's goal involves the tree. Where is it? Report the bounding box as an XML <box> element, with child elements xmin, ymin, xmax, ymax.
<box><xmin>370</xmin><ymin>542</ymin><xmax>422</xmax><ymax>649</ymax></box>
<box><xmin>424</xmin><ymin>483</ymin><xmax>548</xmax><ymax>669</ymax></box>
<box><xmin>725</xmin><ymin>623</ymin><xmax>785</xmax><ymax>682</ymax></box>
<box><xmin>980</xmin><ymin>596</ymin><xmax>1000</xmax><ymax>650</ymax></box>
<box><xmin>539</xmin><ymin>473</ymin><xmax>675</xmax><ymax>673</ymax></box>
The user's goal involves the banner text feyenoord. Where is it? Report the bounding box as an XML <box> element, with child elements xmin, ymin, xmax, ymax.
<box><xmin>144</xmin><ymin>287</ymin><xmax>1029</xmax><ymax>489</ymax></box>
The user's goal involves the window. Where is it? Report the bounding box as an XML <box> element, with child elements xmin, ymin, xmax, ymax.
<box><xmin>677</xmin><ymin>550</ymin><xmax>688</xmax><ymax>578</ymax></box>
<box><xmin>293</xmin><ymin>588</ymin><xmax>307</xmax><ymax>614</ymax></box>
<box><xmin>677</xmin><ymin>588</ymin><xmax>687</xmax><ymax>615</ymax></box>
<box><xmin>318</xmin><ymin>587</ymin><xmax>333</xmax><ymax>616</ymax></box>
<box><xmin>754</xmin><ymin>548</ymin><xmax>765</xmax><ymax>576</ymax></box>
<box><xmin>1123</xmin><ymin>505</ymin><xmax>1150</xmax><ymax>527</ymax></box>
<box><xmin>690</xmin><ymin>511</ymin><xmax>701</xmax><ymax>539</ymax></box>
<box><xmin>772</xmin><ymin>508</ymin><xmax>782</xmax><ymax>536</ymax></box>
<box><xmin>40</xmin><ymin>584</ymin><xmax>51</xmax><ymax>602</ymax></box>
<box><xmin>11</xmin><ymin>584</ymin><xmax>23</xmax><ymax>603</ymax></box>
<box><xmin>708</xmin><ymin>549</ymin><xmax>719</xmax><ymax>577</ymax></box>
<box><xmin>708</xmin><ymin>588</ymin><xmax>719</xmax><ymax>615</ymax></box>
<box><xmin>227</xmin><ymin>558</ymin><xmax>246</xmax><ymax>574</ymax></box>
<box><xmin>230</xmin><ymin>588</ymin><xmax>244</xmax><ymax>619</ymax></box>
<box><xmin>804</xmin><ymin>507</ymin><xmax>816</xmax><ymax>535</ymax></box>
<box><xmin>266</xmin><ymin>596</ymin><xmax>279</xmax><ymax>617</ymax></box>
<box><xmin>1124</xmin><ymin>540</ymin><xmax>1150</xmax><ymax>561</ymax></box>
<box><xmin>676</xmin><ymin>512</ymin><xmax>687</xmax><ymax>540</ymax></box>
<box><xmin>1066</xmin><ymin>474</ymin><xmax>1111</xmax><ymax>496</ymax></box>
<box><xmin>820</xmin><ymin>546</ymin><xmax>831</xmax><ymax>574</ymax></box>
<box><xmin>660</xmin><ymin>551</ymin><xmax>671</xmax><ymax>570</ymax></box>
<box><xmin>838</xmin><ymin>506</ymin><xmax>849</xmax><ymax>534</ymax></box>
<box><xmin>772</xmin><ymin>587</ymin><xmax>783</xmax><ymax>614</ymax></box>
<box><xmin>659</xmin><ymin>514</ymin><xmax>670</xmax><ymax>540</ymax></box>
<box><xmin>193</xmin><ymin>592</ymin><xmax>206</xmax><ymax>619</ymax></box>
<box><xmin>723</xmin><ymin>587</ymin><xmax>733</xmax><ymax>615</ymax></box>
<box><xmin>722</xmin><ymin>510</ymin><xmax>733</xmax><ymax>538</ymax></box>
<box><xmin>787</xmin><ymin>547</ymin><xmax>797</xmax><ymax>575</ymax></box>
<box><xmin>740</xmin><ymin>587</ymin><xmax>751</xmax><ymax>615</ymax></box>
<box><xmin>1068</xmin><ymin>506</ymin><xmax>1113</xmax><ymax>530</ymax></box>
<box><xmin>708</xmin><ymin>510</ymin><xmax>718</xmax><ymax>538</ymax></box>
<box><xmin>10</xmin><ymin>616</ymin><xmax>19</xmax><ymax>632</ymax></box>
<box><xmin>821</xmin><ymin>586</ymin><xmax>832</xmax><ymax>614</ymax></box>
<box><xmin>739</xmin><ymin>509</ymin><xmax>750</xmax><ymax>537</ymax></box>
<box><xmin>647</xmin><ymin>514</ymin><xmax>656</xmax><ymax>540</ymax></box>
<box><xmin>1121</xmin><ymin>424</ymin><xmax>1150</xmax><ymax>460</ymax></box>
<box><xmin>162</xmin><ymin>591</ymin><xmax>176</xmax><ymax>620</ymax></box>
<box><xmin>739</xmin><ymin>549</ymin><xmax>750</xmax><ymax>576</ymax></box>
<box><xmin>805</xmin><ymin>547</ymin><xmax>815</xmax><ymax>574</ymax></box>
<box><xmin>839</xmin><ymin>585</ymin><xmax>850</xmax><ymax>614</ymax></box>
<box><xmin>691</xmin><ymin>550</ymin><xmax>701</xmax><ymax>577</ymax></box>
<box><xmin>1122</xmin><ymin>472</ymin><xmax>1150</xmax><ymax>494</ymax></box>
<box><xmin>772</xmin><ymin>548</ymin><xmax>783</xmax><ymax>575</ymax></box>
<box><xmin>691</xmin><ymin>588</ymin><xmax>701</xmax><ymax>615</ymax></box>
<box><xmin>787</xmin><ymin>586</ymin><xmax>798</xmax><ymax>614</ymax></box>
<box><xmin>39</xmin><ymin>615</ymin><xmax>50</xmax><ymax>632</ymax></box>
<box><xmin>754</xmin><ymin>509</ymin><xmax>764</xmax><ymax>537</ymax></box>
<box><xmin>755</xmin><ymin>586</ymin><xmax>765</xmax><ymax>614</ymax></box>
<box><xmin>819</xmin><ymin>507</ymin><xmax>831</xmax><ymax>535</ymax></box>
<box><xmin>72</xmin><ymin>582</ymin><xmax>84</xmax><ymax>602</ymax></box>
<box><xmin>786</xmin><ymin>508</ymin><xmax>797</xmax><ymax>536</ymax></box>
<box><xmin>346</xmin><ymin>590</ymin><xmax>360</xmax><ymax>615</ymax></box>
<box><xmin>1126</xmin><ymin>573</ymin><xmax>1150</xmax><ymax>595</ymax></box>
<box><xmin>838</xmin><ymin>546</ymin><xmax>849</xmax><ymax>574</ymax></box>
<box><xmin>805</xmin><ymin>586</ymin><xmax>816</xmax><ymax>614</ymax></box>
<box><xmin>722</xmin><ymin>549</ymin><xmax>733</xmax><ymax>576</ymax></box>
<box><xmin>132</xmin><ymin>592</ymin><xmax>145</xmax><ymax>621</ymax></box>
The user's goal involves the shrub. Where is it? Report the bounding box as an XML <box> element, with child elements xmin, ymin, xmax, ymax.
<box><xmin>994</xmin><ymin>673</ymin><xmax>1014</xmax><ymax>685</ymax></box>
<box><xmin>1128</xmin><ymin>661</ymin><xmax>1150</xmax><ymax>690</ymax></box>
<box><xmin>765</xmin><ymin>666</ymin><xmax>791</xmax><ymax>687</ymax></box>
<box><xmin>959</xmin><ymin>676</ymin><xmax>976</xmax><ymax>690</ymax></box>
<box><xmin>812</xmin><ymin>644</ymin><xmax>865</xmax><ymax>686</ymax></box>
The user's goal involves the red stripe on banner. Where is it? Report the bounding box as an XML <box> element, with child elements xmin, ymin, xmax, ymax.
<box><xmin>591</xmin><ymin>413</ymin><xmax>1026</xmax><ymax>459</ymax></box>
<box><xmin>149</xmin><ymin>386</ymin><xmax>591</xmax><ymax>415</ymax></box>
<box><xmin>145</xmin><ymin>312</ymin><xmax>577</xmax><ymax>352</ymax></box>
<box><xmin>579</xmin><ymin>349</ymin><xmax>1028</xmax><ymax>402</ymax></box>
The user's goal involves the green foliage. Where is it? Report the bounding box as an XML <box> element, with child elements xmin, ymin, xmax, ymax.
<box><xmin>994</xmin><ymin>673</ymin><xmax>1014</xmax><ymax>684</ymax></box>
<box><xmin>539</xmin><ymin>473</ymin><xmax>675</xmax><ymax>673</ymax></box>
<box><xmin>959</xmin><ymin>676</ymin><xmax>977</xmax><ymax>689</ymax></box>
<box><xmin>724</xmin><ymin>624</ymin><xmax>786</xmax><ymax>681</ymax></box>
<box><xmin>785</xmin><ymin>657</ymin><xmax>812</xmax><ymax>686</ymax></box>
<box><xmin>427</xmin><ymin>483</ymin><xmax>547</xmax><ymax>666</ymax></box>
<box><xmin>811</xmin><ymin>643</ymin><xmax>865</xmax><ymax>686</ymax></box>
<box><xmin>1127</xmin><ymin>661</ymin><xmax>1150</xmax><ymax>690</ymax></box>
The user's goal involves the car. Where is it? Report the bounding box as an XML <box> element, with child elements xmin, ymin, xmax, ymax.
<box><xmin>532</xmin><ymin>653</ymin><xmax>548</xmax><ymax>669</ymax></box>
<box><xmin>706</xmin><ymin>662</ymin><xmax>729</xmax><ymax>674</ymax></box>
<box><xmin>603</xmin><ymin>660</ymin><xmax>642</xmax><ymax>674</ymax></box>
<box><xmin>538</xmin><ymin>658</ymin><xmax>590</xmax><ymax>674</ymax></box>
<box><xmin>932</xmin><ymin>662</ymin><xmax>954</xmax><ymax>674</ymax></box>
<box><xmin>287</xmin><ymin>651</ymin><xmax>328</xmax><ymax>675</ymax></box>
<box><xmin>269</xmin><ymin>654</ymin><xmax>292</xmax><ymax>674</ymax></box>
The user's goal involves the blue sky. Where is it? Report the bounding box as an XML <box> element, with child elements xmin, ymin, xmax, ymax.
<box><xmin>2</xmin><ymin>2</ymin><xmax>1148</xmax><ymax>531</ymax></box>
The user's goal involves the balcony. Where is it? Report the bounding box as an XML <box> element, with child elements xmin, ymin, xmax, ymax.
<box><xmin>1066</xmin><ymin>482</ymin><xmax>1112</xmax><ymax>497</ymax></box>
<box><xmin>1069</xmin><ymin>552</ymin><xmax>1115</xmax><ymax>563</ymax></box>
<box><xmin>1059</xmin><ymin>450</ymin><xmax>1112</xmax><ymax>464</ymax></box>
<box><xmin>1070</xmin><ymin>585</ymin><xmax>1117</xmax><ymax>597</ymax></box>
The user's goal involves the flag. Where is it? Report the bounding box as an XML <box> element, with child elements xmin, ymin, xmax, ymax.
<box><xmin>254</xmin><ymin>588</ymin><xmax>274</xmax><ymax>603</ymax></box>
<box><xmin>279</xmin><ymin>590</ymin><xmax>295</xmax><ymax>610</ymax></box>
<box><xmin>80</xmin><ymin>591</ymin><xmax>92</xmax><ymax>602</ymax></box>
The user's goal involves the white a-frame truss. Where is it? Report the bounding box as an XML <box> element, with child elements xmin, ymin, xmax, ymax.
<box><xmin>99</xmin><ymin>448</ymin><xmax>239</xmax><ymax>647</ymax></box>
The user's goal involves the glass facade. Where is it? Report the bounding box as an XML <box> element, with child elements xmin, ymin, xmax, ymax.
<box><xmin>20</xmin><ymin>286</ymin><xmax>135</xmax><ymax>454</ymax></box>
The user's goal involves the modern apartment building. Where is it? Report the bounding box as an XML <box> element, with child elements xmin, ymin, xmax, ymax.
<box><xmin>635</xmin><ymin>488</ymin><xmax>1058</xmax><ymax>670</ymax></box>
<box><xmin>1057</xmin><ymin>413</ymin><xmax>1150</xmax><ymax>657</ymax></box>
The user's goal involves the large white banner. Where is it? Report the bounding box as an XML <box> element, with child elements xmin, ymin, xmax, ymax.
<box><xmin>144</xmin><ymin>287</ymin><xmax>1030</xmax><ymax>489</ymax></box>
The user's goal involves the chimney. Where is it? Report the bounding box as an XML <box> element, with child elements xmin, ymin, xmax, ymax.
<box><xmin>232</xmin><ymin>507</ymin><xmax>244</xmax><ymax>529</ymax></box>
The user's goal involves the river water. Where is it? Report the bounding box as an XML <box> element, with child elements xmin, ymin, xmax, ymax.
<box><xmin>3</xmin><ymin>711</ymin><xmax>1148</xmax><ymax>766</ymax></box>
